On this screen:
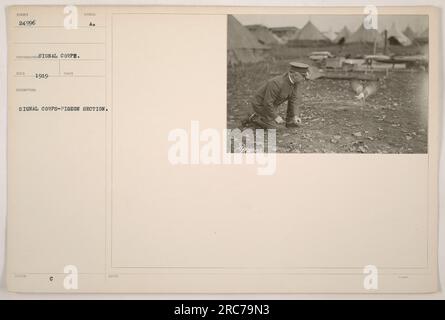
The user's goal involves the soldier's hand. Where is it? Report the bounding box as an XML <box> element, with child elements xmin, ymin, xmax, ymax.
<box><xmin>275</xmin><ymin>116</ymin><xmax>285</xmax><ymax>124</ymax></box>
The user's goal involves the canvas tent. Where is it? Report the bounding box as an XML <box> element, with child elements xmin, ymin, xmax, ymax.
<box><xmin>289</xmin><ymin>21</ymin><xmax>330</xmax><ymax>46</ymax></box>
<box><xmin>323</xmin><ymin>28</ymin><xmax>337</xmax><ymax>42</ymax></box>
<box><xmin>227</xmin><ymin>15</ymin><xmax>269</xmax><ymax>65</ymax></box>
<box><xmin>403</xmin><ymin>26</ymin><xmax>417</xmax><ymax>41</ymax></box>
<box><xmin>271</xmin><ymin>33</ymin><xmax>286</xmax><ymax>45</ymax></box>
<box><xmin>334</xmin><ymin>26</ymin><xmax>351</xmax><ymax>44</ymax></box>
<box><xmin>386</xmin><ymin>23</ymin><xmax>412</xmax><ymax>46</ymax></box>
<box><xmin>246</xmin><ymin>24</ymin><xmax>284</xmax><ymax>45</ymax></box>
<box><xmin>345</xmin><ymin>23</ymin><xmax>384</xmax><ymax>45</ymax></box>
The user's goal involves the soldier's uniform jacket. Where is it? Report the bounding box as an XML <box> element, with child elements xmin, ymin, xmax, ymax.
<box><xmin>251</xmin><ymin>72</ymin><xmax>304</xmax><ymax>121</ymax></box>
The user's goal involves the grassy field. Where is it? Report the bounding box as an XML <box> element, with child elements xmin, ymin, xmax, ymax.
<box><xmin>227</xmin><ymin>44</ymin><xmax>428</xmax><ymax>153</ymax></box>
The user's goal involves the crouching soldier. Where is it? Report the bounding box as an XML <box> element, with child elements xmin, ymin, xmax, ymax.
<box><xmin>246</xmin><ymin>62</ymin><xmax>310</xmax><ymax>129</ymax></box>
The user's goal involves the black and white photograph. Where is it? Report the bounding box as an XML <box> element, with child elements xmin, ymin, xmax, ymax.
<box><xmin>227</xmin><ymin>14</ymin><xmax>429</xmax><ymax>153</ymax></box>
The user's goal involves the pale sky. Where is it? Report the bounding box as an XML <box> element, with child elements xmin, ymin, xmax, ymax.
<box><xmin>235</xmin><ymin>14</ymin><xmax>428</xmax><ymax>34</ymax></box>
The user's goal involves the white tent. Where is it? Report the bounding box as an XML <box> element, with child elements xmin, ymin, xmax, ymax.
<box><xmin>269</xmin><ymin>26</ymin><xmax>299</xmax><ymax>42</ymax></box>
<box><xmin>246</xmin><ymin>24</ymin><xmax>283</xmax><ymax>45</ymax></box>
<box><xmin>416</xmin><ymin>28</ymin><xmax>429</xmax><ymax>43</ymax></box>
<box><xmin>386</xmin><ymin>23</ymin><xmax>412</xmax><ymax>46</ymax></box>
<box><xmin>334</xmin><ymin>26</ymin><xmax>351</xmax><ymax>44</ymax></box>
<box><xmin>403</xmin><ymin>26</ymin><xmax>417</xmax><ymax>41</ymax></box>
<box><xmin>322</xmin><ymin>28</ymin><xmax>337</xmax><ymax>42</ymax></box>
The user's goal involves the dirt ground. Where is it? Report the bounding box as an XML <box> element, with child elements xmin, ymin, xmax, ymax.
<box><xmin>227</xmin><ymin>54</ymin><xmax>428</xmax><ymax>154</ymax></box>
